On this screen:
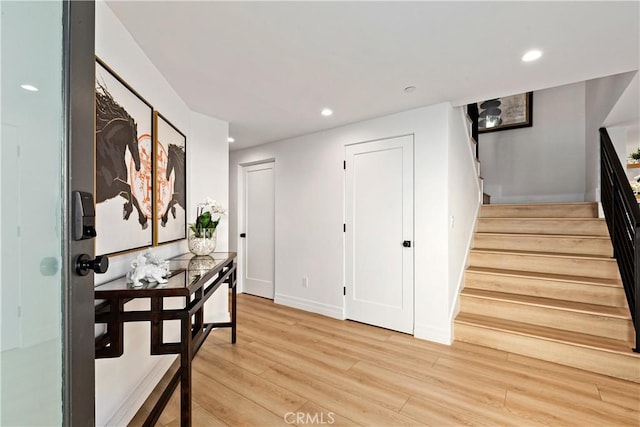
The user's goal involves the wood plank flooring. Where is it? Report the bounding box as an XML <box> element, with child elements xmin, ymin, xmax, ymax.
<box><xmin>130</xmin><ymin>293</ymin><xmax>640</xmax><ymax>426</ymax></box>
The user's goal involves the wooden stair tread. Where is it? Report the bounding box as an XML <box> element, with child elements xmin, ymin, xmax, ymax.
<box><xmin>461</xmin><ymin>288</ymin><xmax>630</xmax><ymax>319</ymax></box>
<box><xmin>479</xmin><ymin>203</ymin><xmax>599</xmax><ymax>219</ymax></box>
<box><xmin>461</xmin><ymin>202</ymin><xmax>636</xmax><ymax>380</ymax></box>
<box><xmin>474</xmin><ymin>232</ymin><xmax>610</xmax><ymax>241</ymax></box>
<box><xmin>479</xmin><ymin>217</ymin><xmax>605</xmax><ymax>222</ymax></box>
<box><xmin>483</xmin><ymin>202</ymin><xmax>597</xmax><ymax>207</ymax></box>
<box><xmin>470</xmin><ymin>248</ymin><xmax>615</xmax><ymax>261</ymax></box>
<box><xmin>466</xmin><ymin>266</ymin><xmax>622</xmax><ymax>287</ymax></box>
<box><xmin>455</xmin><ymin>313</ymin><xmax>636</xmax><ymax>355</ymax></box>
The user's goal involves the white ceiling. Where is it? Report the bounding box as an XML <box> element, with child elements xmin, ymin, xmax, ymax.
<box><xmin>106</xmin><ymin>1</ymin><xmax>639</xmax><ymax>151</ymax></box>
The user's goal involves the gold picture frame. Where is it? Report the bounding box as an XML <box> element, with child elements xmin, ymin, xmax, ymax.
<box><xmin>153</xmin><ymin>111</ymin><xmax>187</xmax><ymax>245</ymax></box>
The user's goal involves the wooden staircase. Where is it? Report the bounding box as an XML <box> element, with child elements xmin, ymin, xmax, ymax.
<box><xmin>455</xmin><ymin>202</ymin><xmax>640</xmax><ymax>383</ymax></box>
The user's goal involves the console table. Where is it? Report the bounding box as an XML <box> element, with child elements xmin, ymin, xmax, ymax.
<box><xmin>94</xmin><ymin>252</ymin><xmax>237</xmax><ymax>427</ymax></box>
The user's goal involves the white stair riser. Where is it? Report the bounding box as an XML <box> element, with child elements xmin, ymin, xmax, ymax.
<box><xmin>479</xmin><ymin>204</ymin><xmax>598</xmax><ymax>219</ymax></box>
<box><xmin>469</xmin><ymin>252</ymin><xmax>619</xmax><ymax>279</ymax></box>
<box><xmin>477</xmin><ymin>219</ymin><xmax>609</xmax><ymax>236</ymax></box>
<box><xmin>464</xmin><ymin>272</ymin><xmax>627</xmax><ymax>307</ymax></box>
<box><xmin>454</xmin><ymin>322</ymin><xmax>639</xmax><ymax>383</ymax></box>
<box><xmin>473</xmin><ymin>234</ymin><xmax>613</xmax><ymax>257</ymax></box>
<box><xmin>460</xmin><ymin>295</ymin><xmax>633</xmax><ymax>342</ymax></box>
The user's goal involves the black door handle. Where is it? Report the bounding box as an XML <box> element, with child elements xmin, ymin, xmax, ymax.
<box><xmin>240</xmin><ymin>233</ymin><xmax>246</xmax><ymax>238</ymax></box>
<box><xmin>403</xmin><ymin>240</ymin><xmax>411</xmax><ymax>248</ymax></box>
<box><xmin>75</xmin><ymin>254</ymin><xmax>109</xmax><ymax>276</ymax></box>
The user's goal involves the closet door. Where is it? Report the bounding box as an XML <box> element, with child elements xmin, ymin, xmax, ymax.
<box><xmin>345</xmin><ymin>135</ymin><xmax>414</xmax><ymax>334</ymax></box>
<box><xmin>242</xmin><ymin>162</ymin><xmax>275</xmax><ymax>299</ymax></box>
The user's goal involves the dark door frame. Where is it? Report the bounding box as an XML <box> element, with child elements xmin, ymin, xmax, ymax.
<box><xmin>62</xmin><ymin>1</ymin><xmax>96</xmax><ymax>425</ymax></box>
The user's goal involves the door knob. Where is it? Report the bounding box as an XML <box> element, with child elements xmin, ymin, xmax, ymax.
<box><xmin>403</xmin><ymin>240</ymin><xmax>412</xmax><ymax>248</ymax></box>
<box><xmin>240</xmin><ymin>233</ymin><xmax>246</xmax><ymax>238</ymax></box>
<box><xmin>75</xmin><ymin>254</ymin><xmax>109</xmax><ymax>276</ymax></box>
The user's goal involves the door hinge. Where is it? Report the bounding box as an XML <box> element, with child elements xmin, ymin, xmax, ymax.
<box><xmin>343</xmin><ymin>224</ymin><xmax>346</xmax><ymax>232</ymax></box>
<box><xmin>343</xmin><ymin>286</ymin><xmax>346</xmax><ymax>296</ymax></box>
<box><xmin>343</xmin><ymin>160</ymin><xmax>346</xmax><ymax>170</ymax></box>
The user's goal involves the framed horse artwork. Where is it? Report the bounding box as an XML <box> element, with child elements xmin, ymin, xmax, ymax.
<box><xmin>154</xmin><ymin>112</ymin><xmax>187</xmax><ymax>245</ymax></box>
<box><xmin>95</xmin><ymin>58</ymin><xmax>154</xmax><ymax>255</ymax></box>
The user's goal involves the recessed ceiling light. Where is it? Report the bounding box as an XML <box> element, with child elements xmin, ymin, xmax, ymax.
<box><xmin>321</xmin><ymin>108</ymin><xmax>333</xmax><ymax>117</ymax></box>
<box><xmin>227</xmin><ymin>137</ymin><xmax>235</xmax><ymax>143</ymax></box>
<box><xmin>21</xmin><ymin>84</ymin><xmax>38</xmax><ymax>92</ymax></box>
<box><xmin>404</xmin><ymin>86</ymin><xmax>416</xmax><ymax>93</ymax></box>
<box><xmin>522</xmin><ymin>49</ymin><xmax>543</xmax><ymax>62</ymax></box>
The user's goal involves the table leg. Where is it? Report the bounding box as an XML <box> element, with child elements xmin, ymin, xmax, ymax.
<box><xmin>231</xmin><ymin>270</ymin><xmax>237</xmax><ymax>344</ymax></box>
<box><xmin>180</xmin><ymin>314</ymin><xmax>192</xmax><ymax>427</ymax></box>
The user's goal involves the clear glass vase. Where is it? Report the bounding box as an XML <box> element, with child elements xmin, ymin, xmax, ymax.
<box><xmin>188</xmin><ymin>228</ymin><xmax>217</xmax><ymax>256</ymax></box>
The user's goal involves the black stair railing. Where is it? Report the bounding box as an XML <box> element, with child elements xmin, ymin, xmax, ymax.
<box><xmin>600</xmin><ymin>127</ymin><xmax>639</xmax><ymax>352</ymax></box>
<box><xmin>467</xmin><ymin>103</ymin><xmax>479</xmax><ymax>159</ymax></box>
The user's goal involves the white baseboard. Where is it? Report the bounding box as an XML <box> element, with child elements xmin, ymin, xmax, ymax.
<box><xmin>274</xmin><ymin>293</ymin><xmax>344</xmax><ymax>320</ymax></box>
<box><xmin>414</xmin><ymin>322</ymin><xmax>453</xmax><ymax>345</ymax></box>
<box><xmin>598</xmin><ymin>201</ymin><xmax>605</xmax><ymax>218</ymax></box>
<box><xmin>103</xmin><ymin>355</ymin><xmax>177</xmax><ymax>427</ymax></box>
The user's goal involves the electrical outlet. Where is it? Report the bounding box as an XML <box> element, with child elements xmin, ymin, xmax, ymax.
<box><xmin>302</xmin><ymin>276</ymin><xmax>309</xmax><ymax>288</ymax></box>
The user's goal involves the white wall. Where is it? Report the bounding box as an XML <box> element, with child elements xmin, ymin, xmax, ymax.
<box><xmin>478</xmin><ymin>73</ymin><xmax>637</xmax><ymax>204</ymax></box>
<box><xmin>230</xmin><ymin>103</ymin><xmax>480</xmax><ymax>345</ymax></box>
<box><xmin>584</xmin><ymin>71</ymin><xmax>637</xmax><ymax>201</ymax></box>
<box><xmin>447</xmin><ymin>109</ymin><xmax>482</xmax><ymax>313</ymax></box>
<box><xmin>479</xmin><ymin>82</ymin><xmax>587</xmax><ymax>203</ymax></box>
<box><xmin>95</xmin><ymin>2</ymin><xmax>229</xmax><ymax>425</ymax></box>
<box><xmin>189</xmin><ymin>111</ymin><xmax>230</xmax><ymax>322</ymax></box>
<box><xmin>603</xmin><ymin>73</ymin><xmax>640</xmax><ymax>180</ymax></box>
<box><xmin>610</xmin><ymin>125</ymin><xmax>640</xmax><ymax>181</ymax></box>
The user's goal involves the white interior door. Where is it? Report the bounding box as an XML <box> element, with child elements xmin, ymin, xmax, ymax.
<box><xmin>345</xmin><ymin>135</ymin><xmax>414</xmax><ymax>334</ymax></box>
<box><xmin>242</xmin><ymin>162</ymin><xmax>275</xmax><ymax>299</ymax></box>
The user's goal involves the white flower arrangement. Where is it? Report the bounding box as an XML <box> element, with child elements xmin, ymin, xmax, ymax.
<box><xmin>190</xmin><ymin>197</ymin><xmax>226</xmax><ymax>238</ymax></box>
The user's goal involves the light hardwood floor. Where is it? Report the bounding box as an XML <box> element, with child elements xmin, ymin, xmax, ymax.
<box><xmin>130</xmin><ymin>293</ymin><xmax>640</xmax><ymax>426</ymax></box>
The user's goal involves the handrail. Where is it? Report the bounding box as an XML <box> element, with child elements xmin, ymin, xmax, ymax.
<box><xmin>600</xmin><ymin>127</ymin><xmax>639</xmax><ymax>352</ymax></box>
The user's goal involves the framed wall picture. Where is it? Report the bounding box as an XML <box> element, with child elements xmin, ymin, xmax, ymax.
<box><xmin>95</xmin><ymin>58</ymin><xmax>154</xmax><ymax>255</ymax></box>
<box><xmin>154</xmin><ymin>112</ymin><xmax>187</xmax><ymax>245</ymax></box>
<box><xmin>478</xmin><ymin>92</ymin><xmax>533</xmax><ymax>133</ymax></box>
